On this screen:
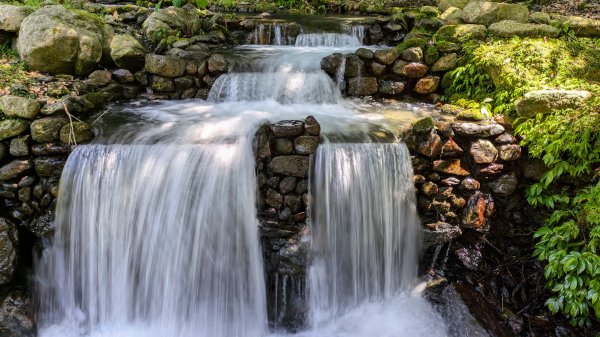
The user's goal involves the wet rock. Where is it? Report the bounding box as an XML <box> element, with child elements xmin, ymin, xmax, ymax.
<box><xmin>451</xmin><ymin>122</ymin><xmax>504</xmax><ymax>137</ymax></box>
<box><xmin>355</xmin><ymin>48</ymin><xmax>373</xmax><ymax>60</ymax></box>
<box><xmin>373</xmin><ymin>48</ymin><xmax>399</xmax><ymax>65</ymax></box>
<box><xmin>441</xmin><ymin>139</ymin><xmax>463</xmax><ymax>157</ymax></box>
<box><xmin>414</xmin><ymin>174</ymin><xmax>426</xmax><ymax>184</ymax></box>
<box><xmin>278</xmin><ymin>207</ymin><xmax>292</xmax><ymax>221</ymax></box>
<box><xmin>369</xmin><ymin>62</ymin><xmax>386</xmax><ymax>76</ymax></box>
<box><xmin>275</xmin><ymin>139</ymin><xmax>294</xmax><ymax>154</ymax></box>
<box><xmin>423</xmin><ymin>221</ymin><xmax>462</xmax><ymax>247</ymax></box>
<box><xmin>422</xmin><ymin>182</ymin><xmax>439</xmax><ymax>196</ymax></box>
<box><xmin>0</xmin><ymin>96</ymin><xmax>40</xmax><ymax>120</ymax></box>
<box><xmin>304</xmin><ymin>116</ymin><xmax>320</xmax><ymax>136</ymax></box>
<box><xmin>400</xmin><ymin>47</ymin><xmax>423</xmax><ymax>62</ymax></box>
<box><xmin>400</xmin><ymin>62</ymin><xmax>429</xmax><ymax>78</ymax></box>
<box><xmin>284</xmin><ymin>195</ymin><xmax>302</xmax><ymax>212</ymax></box>
<box><xmin>494</xmin><ymin>132</ymin><xmax>516</xmax><ymax>144</ymax></box>
<box><xmin>431</xmin><ymin>53</ymin><xmax>459</xmax><ymax>72</ymax></box>
<box><xmin>31</xmin><ymin>143</ymin><xmax>70</xmax><ymax>156</ymax></box>
<box><xmin>110</xmin><ymin>34</ymin><xmax>147</xmax><ymax>71</ymax></box>
<box><xmin>9</xmin><ymin>136</ymin><xmax>29</xmax><ymax>157</ymax></box>
<box><xmin>271</xmin><ymin>121</ymin><xmax>304</xmax><ymax>137</ymax></box>
<box><xmin>279</xmin><ymin>177</ymin><xmax>297</xmax><ymax>194</ymax></box>
<box><xmin>0</xmin><ymin>291</ymin><xmax>34</xmax><ymax>337</ymax></box>
<box><xmin>0</xmin><ymin>218</ymin><xmax>17</xmax><ymax>286</ymax></box>
<box><xmin>414</xmin><ymin>76</ymin><xmax>440</xmax><ymax>94</ymax></box>
<box><xmin>455</xmin><ymin>246</ymin><xmax>482</xmax><ymax>270</ymax></box>
<box><xmin>347</xmin><ymin>77</ymin><xmax>378</xmax><ymax>96</ymax></box>
<box><xmin>294</xmin><ymin>136</ymin><xmax>319</xmax><ymax>155</ymax></box>
<box><xmin>85</xmin><ymin>70</ymin><xmax>112</xmax><ymax>88</ymax></box>
<box><xmin>18</xmin><ymin>187</ymin><xmax>30</xmax><ymax>202</ymax></box>
<box><xmin>145</xmin><ymin>54</ymin><xmax>186</xmax><ymax>77</ymax></box>
<box><xmin>433</xmin><ymin>159</ymin><xmax>470</xmax><ymax>176</ymax></box>
<box><xmin>344</xmin><ymin>54</ymin><xmax>365</xmax><ymax>78</ymax></box>
<box><xmin>477</xmin><ymin>163</ymin><xmax>504</xmax><ymax>175</ymax></box>
<box><xmin>208</xmin><ymin>54</ymin><xmax>228</xmax><ymax>74</ymax></box>
<box><xmin>0</xmin><ymin>160</ymin><xmax>31</xmax><ymax>180</ymax></box>
<box><xmin>112</xmin><ymin>69</ymin><xmax>135</xmax><ymax>84</ymax></box>
<box><xmin>462</xmin><ymin>191</ymin><xmax>494</xmax><ymax>231</ymax></box>
<box><xmin>460</xmin><ymin>177</ymin><xmax>480</xmax><ymax>190</ymax></box>
<box><xmin>269</xmin><ymin>156</ymin><xmax>309</xmax><ymax>178</ymax></box>
<box><xmin>151</xmin><ymin>76</ymin><xmax>175</xmax><ymax>93</ymax></box>
<box><xmin>295</xmin><ymin>179</ymin><xmax>308</xmax><ymax>194</ymax></box>
<box><xmin>488</xmin><ymin>174</ymin><xmax>518</xmax><ymax>196</ymax></box>
<box><xmin>34</xmin><ymin>157</ymin><xmax>65</xmax><ymax>177</ymax></box>
<box><xmin>417</xmin><ymin>131</ymin><xmax>443</xmax><ymax>157</ymax></box>
<box><xmin>379</xmin><ymin>80</ymin><xmax>405</xmax><ymax>95</ymax></box>
<box><xmin>413</xmin><ymin>117</ymin><xmax>435</xmax><ymax>133</ymax></box>
<box><xmin>497</xmin><ymin>144</ymin><xmax>521</xmax><ymax>161</ymax></box>
<box><xmin>267</xmin><ymin>176</ymin><xmax>280</xmax><ymax>189</ymax></box>
<box><xmin>320</xmin><ymin>53</ymin><xmax>343</xmax><ymax>76</ymax></box>
<box><xmin>59</xmin><ymin>121</ymin><xmax>93</xmax><ymax>144</ymax></box>
<box><xmin>441</xmin><ymin>177</ymin><xmax>461</xmax><ymax>186</ymax></box>
<box><xmin>432</xmin><ymin>200</ymin><xmax>451</xmax><ymax>213</ymax></box>
<box><xmin>391</xmin><ymin>59</ymin><xmax>408</xmax><ymax>75</ymax></box>
<box><xmin>30</xmin><ymin>116</ymin><xmax>68</xmax><ymax>143</ymax></box>
<box><xmin>174</xmin><ymin>76</ymin><xmax>195</xmax><ymax>91</ymax></box>
<box><xmin>266</xmin><ymin>189</ymin><xmax>283</xmax><ymax>209</ymax></box>
<box><xmin>469</xmin><ymin>139</ymin><xmax>498</xmax><ymax>164</ymax></box>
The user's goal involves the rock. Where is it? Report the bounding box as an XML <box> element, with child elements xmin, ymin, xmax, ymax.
<box><xmin>320</xmin><ymin>53</ymin><xmax>343</xmax><ymax>75</ymax></box>
<box><xmin>86</xmin><ymin>70</ymin><xmax>112</xmax><ymax>87</ymax></box>
<box><xmin>17</xmin><ymin>6</ymin><xmax>113</xmax><ymax>76</ymax></box>
<box><xmin>0</xmin><ymin>5</ymin><xmax>34</xmax><ymax>32</ymax></box>
<box><xmin>530</xmin><ymin>12</ymin><xmax>551</xmax><ymax>24</ymax></box>
<box><xmin>0</xmin><ymin>291</ymin><xmax>34</xmax><ymax>337</ymax></box>
<box><xmin>400</xmin><ymin>62</ymin><xmax>429</xmax><ymax>78</ymax></box>
<box><xmin>515</xmin><ymin>90</ymin><xmax>591</xmax><ymax>117</ymax></box>
<box><xmin>462</xmin><ymin>1</ymin><xmax>529</xmax><ymax>26</ymax></box>
<box><xmin>347</xmin><ymin>77</ymin><xmax>378</xmax><ymax>96</ymax></box>
<box><xmin>434</xmin><ymin>24</ymin><xmax>487</xmax><ymax>42</ymax></box>
<box><xmin>524</xmin><ymin>159</ymin><xmax>547</xmax><ymax>180</ymax></box>
<box><xmin>28</xmin><ymin>213</ymin><xmax>55</xmax><ymax>238</ymax></box>
<box><xmin>489</xmin><ymin>20</ymin><xmax>560</xmax><ymax>38</ymax></box>
<box><xmin>145</xmin><ymin>54</ymin><xmax>186</xmax><ymax>77</ymax></box>
<box><xmin>460</xmin><ymin>177</ymin><xmax>480</xmax><ymax>190</ymax></box>
<box><xmin>9</xmin><ymin>136</ymin><xmax>29</xmax><ymax>157</ymax></box>
<box><xmin>477</xmin><ymin>163</ymin><xmax>504</xmax><ymax>175</ymax></box>
<box><xmin>424</xmin><ymin>222</ymin><xmax>462</xmax><ymax>247</ymax></box>
<box><xmin>433</xmin><ymin>159</ymin><xmax>470</xmax><ymax>176</ymax></box>
<box><xmin>46</xmin><ymin>83</ymin><xmax>70</xmax><ymax>97</ymax></box>
<box><xmin>400</xmin><ymin>47</ymin><xmax>423</xmax><ymax>62</ymax></box>
<box><xmin>174</xmin><ymin>76</ymin><xmax>194</xmax><ymax>91</ymax></box>
<box><xmin>418</xmin><ymin>131</ymin><xmax>443</xmax><ymax>157</ymax></box>
<box><xmin>0</xmin><ymin>218</ymin><xmax>17</xmax><ymax>286</ymax></box>
<box><xmin>294</xmin><ymin>136</ymin><xmax>319</xmax><ymax>155</ymax></box>
<box><xmin>30</xmin><ymin>117</ymin><xmax>68</xmax><ymax>143</ymax></box>
<box><xmin>422</xmin><ymin>182</ymin><xmax>439</xmax><ymax>196</ymax></box>
<box><xmin>34</xmin><ymin>157</ymin><xmax>65</xmax><ymax>177</ymax></box>
<box><xmin>356</xmin><ymin>48</ymin><xmax>373</xmax><ymax>59</ymax></box>
<box><xmin>451</xmin><ymin>122</ymin><xmax>504</xmax><ymax>137</ymax></box>
<box><xmin>379</xmin><ymin>80</ymin><xmax>405</xmax><ymax>95</ymax></box>
<box><xmin>142</xmin><ymin>7</ymin><xmax>201</xmax><ymax>44</ymax></box>
<box><xmin>370</xmin><ymin>62</ymin><xmax>387</xmax><ymax>76</ymax></box>
<box><xmin>304</xmin><ymin>116</ymin><xmax>320</xmax><ymax>136</ymax></box>
<box><xmin>441</xmin><ymin>139</ymin><xmax>463</xmax><ymax>157</ymax></box>
<box><xmin>441</xmin><ymin>177</ymin><xmax>461</xmax><ymax>186</ymax></box>
<box><xmin>0</xmin><ymin>160</ymin><xmax>30</xmax><ymax>180</ymax></box>
<box><xmin>269</xmin><ymin>156</ymin><xmax>309</xmax><ymax>178</ymax></box>
<box><xmin>415</xmin><ymin>76</ymin><xmax>440</xmax><ymax>94</ymax></box>
<box><xmin>438</xmin><ymin>0</ymin><xmax>468</xmax><ymax>11</ymax></box>
<box><xmin>413</xmin><ymin>117</ymin><xmax>435</xmax><ymax>134</ymax></box>
<box><xmin>271</xmin><ymin>121</ymin><xmax>304</xmax><ymax>137</ymax></box>
<box><xmin>555</xmin><ymin>15</ymin><xmax>600</xmax><ymax>37</ymax></box>
<box><xmin>440</xmin><ymin>7</ymin><xmax>464</xmax><ymax>24</ymax></box>
<box><xmin>279</xmin><ymin>177</ymin><xmax>297</xmax><ymax>194</ymax></box>
<box><xmin>266</xmin><ymin>189</ymin><xmax>283</xmax><ymax>209</ymax></box>
<box><xmin>494</xmin><ymin>133</ymin><xmax>516</xmax><ymax>144</ymax></box>
<box><xmin>275</xmin><ymin>138</ymin><xmax>293</xmax><ymax>154</ymax></box>
<box><xmin>0</xmin><ymin>119</ymin><xmax>29</xmax><ymax>141</ymax></box>
<box><xmin>112</xmin><ymin>69</ymin><xmax>135</xmax><ymax>83</ymax></box>
<box><xmin>431</xmin><ymin>53</ymin><xmax>459</xmax><ymax>72</ymax></box>
<box><xmin>207</xmin><ymin>54</ymin><xmax>228</xmax><ymax>74</ymax></box>
<box><xmin>373</xmin><ymin>48</ymin><xmax>400</xmax><ymax>65</ymax></box>
<box><xmin>497</xmin><ymin>144</ymin><xmax>521</xmax><ymax>161</ymax></box>
<box><xmin>489</xmin><ymin>173</ymin><xmax>518</xmax><ymax>196</ymax></box>
<box><xmin>469</xmin><ymin>139</ymin><xmax>498</xmax><ymax>164</ymax></box>
<box><xmin>0</xmin><ymin>96</ymin><xmax>40</xmax><ymax>120</ymax></box>
<box><xmin>284</xmin><ymin>195</ymin><xmax>302</xmax><ymax>212</ymax></box>
<box><xmin>462</xmin><ymin>191</ymin><xmax>494</xmax><ymax>231</ymax></box>
<box><xmin>296</xmin><ymin>179</ymin><xmax>308</xmax><ymax>194</ymax></box>
<box><xmin>455</xmin><ymin>246</ymin><xmax>482</xmax><ymax>270</ymax></box>
<box><xmin>59</xmin><ymin>121</ymin><xmax>93</xmax><ymax>144</ymax></box>
<box><xmin>110</xmin><ymin>34</ymin><xmax>146</xmax><ymax>71</ymax></box>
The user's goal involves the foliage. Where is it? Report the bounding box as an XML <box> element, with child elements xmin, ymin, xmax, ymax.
<box><xmin>516</xmin><ymin>98</ymin><xmax>600</xmax><ymax>327</ymax></box>
<box><xmin>0</xmin><ymin>46</ymin><xmax>32</xmax><ymax>91</ymax></box>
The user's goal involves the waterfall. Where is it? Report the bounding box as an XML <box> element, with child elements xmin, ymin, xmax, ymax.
<box><xmin>295</xmin><ymin>33</ymin><xmax>362</xmax><ymax>47</ymax></box>
<box><xmin>350</xmin><ymin>25</ymin><xmax>365</xmax><ymax>44</ymax></box>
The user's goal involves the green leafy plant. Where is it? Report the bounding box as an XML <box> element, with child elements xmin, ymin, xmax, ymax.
<box><xmin>172</xmin><ymin>0</ymin><xmax>182</xmax><ymax>7</ymax></box>
<box><xmin>196</xmin><ymin>0</ymin><xmax>208</xmax><ymax>9</ymax></box>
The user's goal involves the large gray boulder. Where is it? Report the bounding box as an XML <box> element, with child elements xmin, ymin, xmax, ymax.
<box><xmin>515</xmin><ymin>90</ymin><xmax>591</xmax><ymax>117</ymax></box>
<box><xmin>462</xmin><ymin>1</ymin><xmax>529</xmax><ymax>26</ymax></box>
<box><xmin>0</xmin><ymin>96</ymin><xmax>40</xmax><ymax>120</ymax></box>
<box><xmin>110</xmin><ymin>34</ymin><xmax>147</xmax><ymax>71</ymax></box>
<box><xmin>0</xmin><ymin>5</ymin><xmax>34</xmax><ymax>33</ymax></box>
<box><xmin>489</xmin><ymin>20</ymin><xmax>560</xmax><ymax>38</ymax></box>
<box><xmin>438</xmin><ymin>0</ymin><xmax>468</xmax><ymax>11</ymax></box>
<box><xmin>142</xmin><ymin>7</ymin><xmax>202</xmax><ymax>44</ymax></box>
<box><xmin>555</xmin><ymin>16</ymin><xmax>600</xmax><ymax>37</ymax></box>
<box><xmin>17</xmin><ymin>6</ymin><xmax>114</xmax><ymax>76</ymax></box>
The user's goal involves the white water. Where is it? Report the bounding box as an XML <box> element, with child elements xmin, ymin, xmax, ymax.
<box><xmin>36</xmin><ymin>21</ymin><xmax>447</xmax><ymax>337</ymax></box>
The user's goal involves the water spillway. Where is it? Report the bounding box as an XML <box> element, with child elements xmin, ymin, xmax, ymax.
<box><xmin>35</xmin><ymin>18</ymin><xmax>447</xmax><ymax>337</ymax></box>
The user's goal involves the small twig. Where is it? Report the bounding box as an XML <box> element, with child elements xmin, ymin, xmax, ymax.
<box><xmin>62</xmin><ymin>102</ymin><xmax>77</xmax><ymax>146</ymax></box>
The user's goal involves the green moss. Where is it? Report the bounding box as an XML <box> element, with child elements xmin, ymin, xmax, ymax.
<box><xmin>424</xmin><ymin>45</ymin><xmax>440</xmax><ymax>65</ymax></box>
<box><xmin>457</xmin><ymin>109</ymin><xmax>485</xmax><ymax>121</ymax></box>
<box><xmin>396</xmin><ymin>37</ymin><xmax>428</xmax><ymax>52</ymax></box>
<box><xmin>412</xmin><ymin>116</ymin><xmax>434</xmax><ymax>133</ymax></box>
<box><xmin>434</xmin><ymin>24</ymin><xmax>486</xmax><ymax>43</ymax></box>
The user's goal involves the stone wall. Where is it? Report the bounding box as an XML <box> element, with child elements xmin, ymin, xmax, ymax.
<box><xmin>254</xmin><ymin>117</ymin><xmax>320</xmax><ymax>330</ymax></box>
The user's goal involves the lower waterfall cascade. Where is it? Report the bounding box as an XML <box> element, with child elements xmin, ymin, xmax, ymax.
<box><xmin>35</xmin><ymin>22</ymin><xmax>450</xmax><ymax>337</ymax></box>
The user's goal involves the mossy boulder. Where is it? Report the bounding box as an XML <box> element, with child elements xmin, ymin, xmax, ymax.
<box><xmin>17</xmin><ymin>6</ymin><xmax>114</xmax><ymax>76</ymax></box>
<box><xmin>462</xmin><ymin>1</ymin><xmax>529</xmax><ymax>26</ymax></box>
<box><xmin>145</xmin><ymin>54</ymin><xmax>186</xmax><ymax>78</ymax></box>
<box><xmin>60</xmin><ymin>121</ymin><xmax>93</xmax><ymax>144</ymax></box>
<box><xmin>555</xmin><ymin>15</ymin><xmax>600</xmax><ymax>37</ymax></box>
<box><xmin>457</xmin><ymin>109</ymin><xmax>485</xmax><ymax>121</ymax></box>
<box><xmin>440</xmin><ymin>7</ymin><xmax>464</xmax><ymax>24</ymax></box>
<box><xmin>489</xmin><ymin>20</ymin><xmax>560</xmax><ymax>38</ymax></box>
<box><xmin>413</xmin><ymin>117</ymin><xmax>434</xmax><ymax>133</ymax></box>
<box><xmin>438</xmin><ymin>0</ymin><xmax>469</xmax><ymax>11</ymax></box>
<box><xmin>142</xmin><ymin>7</ymin><xmax>202</xmax><ymax>44</ymax></box>
<box><xmin>434</xmin><ymin>24</ymin><xmax>486</xmax><ymax>43</ymax></box>
<box><xmin>530</xmin><ymin>12</ymin><xmax>551</xmax><ymax>25</ymax></box>
<box><xmin>431</xmin><ymin>53</ymin><xmax>459</xmax><ymax>72</ymax></box>
<box><xmin>0</xmin><ymin>5</ymin><xmax>34</xmax><ymax>33</ymax></box>
<box><xmin>0</xmin><ymin>119</ymin><xmax>29</xmax><ymax>141</ymax></box>
<box><xmin>110</xmin><ymin>34</ymin><xmax>147</xmax><ymax>71</ymax></box>
<box><xmin>515</xmin><ymin>90</ymin><xmax>592</xmax><ymax>117</ymax></box>
<box><xmin>0</xmin><ymin>96</ymin><xmax>40</xmax><ymax>120</ymax></box>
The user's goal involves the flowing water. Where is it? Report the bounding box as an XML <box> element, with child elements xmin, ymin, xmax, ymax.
<box><xmin>36</xmin><ymin>19</ymin><xmax>447</xmax><ymax>337</ymax></box>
